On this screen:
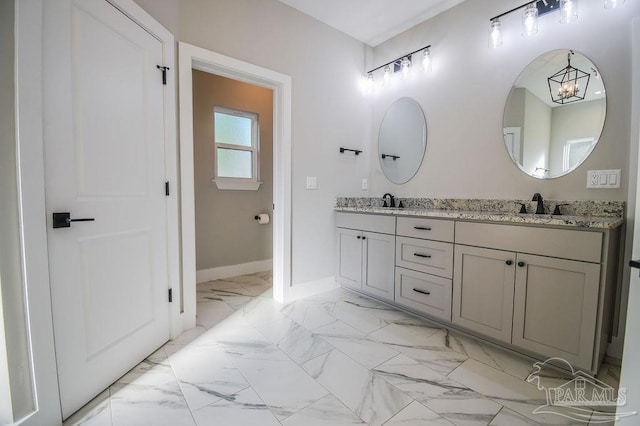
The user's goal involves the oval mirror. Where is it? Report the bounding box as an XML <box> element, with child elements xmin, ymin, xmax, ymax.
<box><xmin>378</xmin><ymin>97</ymin><xmax>427</xmax><ymax>184</ymax></box>
<box><xmin>503</xmin><ymin>49</ymin><xmax>606</xmax><ymax>179</ymax></box>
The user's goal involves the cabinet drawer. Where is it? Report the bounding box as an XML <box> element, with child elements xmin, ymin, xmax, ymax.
<box><xmin>455</xmin><ymin>221</ymin><xmax>602</xmax><ymax>263</ymax></box>
<box><xmin>395</xmin><ymin>267</ymin><xmax>452</xmax><ymax>321</ymax></box>
<box><xmin>336</xmin><ymin>212</ymin><xmax>395</xmax><ymax>234</ymax></box>
<box><xmin>396</xmin><ymin>236</ymin><xmax>453</xmax><ymax>278</ymax></box>
<box><xmin>396</xmin><ymin>217</ymin><xmax>454</xmax><ymax>242</ymax></box>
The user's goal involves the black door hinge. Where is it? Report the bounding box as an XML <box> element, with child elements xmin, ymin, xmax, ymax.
<box><xmin>165</xmin><ymin>181</ymin><xmax>170</xmax><ymax>196</ymax></box>
<box><xmin>157</xmin><ymin>65</ymin><xmax>170</xmax><ymax>85</ymax></box>
<box><xmin>168</xmin><ymin>288</ymin><xmax>173</xmax><ymax>303</ymax></box>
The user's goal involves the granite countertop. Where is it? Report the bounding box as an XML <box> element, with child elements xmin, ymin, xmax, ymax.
<box><xmin>334</xmin><ymin>206</ymin><xmax>624</xmax><ymax>230</ymax></box>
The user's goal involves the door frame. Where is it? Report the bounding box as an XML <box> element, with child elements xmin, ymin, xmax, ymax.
<box><xmin>15</xmin><ymin>0</ymin><xmax>178</xmax><ymax>424</ymax></box>
<box><xmin>178</xmin><ymin>42</ymin><xmax>292</xmax><ymax>327</ymax></box>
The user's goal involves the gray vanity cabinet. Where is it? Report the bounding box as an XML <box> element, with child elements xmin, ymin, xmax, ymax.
<box><xmin>336</xmin><ymin>213</ymin><xmax>396</xmax><ymax>302</ymax></box>
<box><xmin>512</xmin><ymin>253</ymin><xmax>600</xmax><ymax>370</ymax></box>
<box><xmin>452</xmin><ymin>245</ymin><xmax>516</xmax><ymax>343</ymax></box>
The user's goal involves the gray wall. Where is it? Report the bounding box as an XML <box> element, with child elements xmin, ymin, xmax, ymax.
<box><xmin>0</xmin><ymin>0</ymin><xmax>35</xmax><ymax>420</ymax></box>
<box><xmin>523</xmin><ymin>89</ymin><xmax>552</xmax><ymax>176</ymax></box>
<box><xmin>370</xmin><ymin>0</ymin><xmax>636</xmax><ymax>201</ymax></box>
<box><xmin>134</xmin><ymin>0</ymin><xmax>372</xmax><ymax>285</ymax></box>
<box><xmin>192</xmin><ymin>70</ymin><xmax>273</xmax><ymax>271</ymax></box>
<box><xmin>549</xmin><ymin>98</ymin><xmax>607</xmax><ymax>175</ymax></box>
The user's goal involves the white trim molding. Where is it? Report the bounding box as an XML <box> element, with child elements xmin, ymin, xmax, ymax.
<box><xmin>286</xmin><ymin>276</ymin><xmax>340</xmax><ymax>302</ymax></box>
<box><xmin>196</xmin><ymin>260</ymin><xmax>273</xmax><ymax>283</ymax></box>
<box><xmin>178</xmin><ymin>42</ymin><xmax>292</xmax><ymax>330</ymax></box>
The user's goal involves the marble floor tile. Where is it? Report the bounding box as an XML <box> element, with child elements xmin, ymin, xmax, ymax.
<box><xmin>489</xmin><ymin>407</ymin><xmax>542</xmax><ymax>425</ymax></box>
<box><xmin>281</xmin><ymin>394</ymin><xmax>366</xmax><ymax>425</ymax></box>
<box><xmin>449</xmin><ymin>359</ymin><xmax>592</xmax><ymax>425</ymax></box>
<box><xmin>165</xmin><ymin>326</ymin><xmax>210</xmax><ymax>347</ymax></box>
<box><xmin>115</xmin><ymin>348</ymin><xmax>175</xmax><ymax>387</ymax></box>
<box><xmin>428</xmin><ymin>329</ymin><xmax>534</xmax><ymax>380</ymax></box>
<box><xmin>230</xmin><ymin>354</ymin><xmax>329</xmax><ymax>420</ymax></box>
<box><xmin>302</xmin><ymin>349</ymin><xmax>413</xmax><ymax>426</ymax></box>
<box><xmin>281</xmin><ymin>298</ymin><xmax>338</xmax><ymax>331</ymax></box>
<box><xmin>312</xmin><ymin>319</ymin><xmax>366</xmax><ymax>339</ymax></box>
<box><xmin>195</xmin><ymin>300</ymin><xmax>236</xmax><ymax>329</ymax></box>
<box><xmin>110</xmin><ymin>381</ymin><xmax>195</xmax><ymax>426</ymax></box>
<box><xmin>370</xmin><ymin>324</ymin><xmax>467</xmax><ymax>375</ymax></box>
<box><xmin>385</xmin><ymin>401</ymin><xmax>455</xmax><ymax>425</ymax></box>
<box><xmin>331</xmin><ymin>300</ymin><xmax>397</xmax><ymax>334</ymax></box>
<box><xmin>70</xmin><ymin>272</ymin><xmax>611</xmax><ymax>426</ymax></box>
<box><xmin>191</xmin><ymin>387</ymin><xmax>280</xmax><ymax>426</ymax></box>
<box><xmin>257</xmin><ymin>316</ymin><xmax>335</xmax><ymax>364</ymax></box>
<box><xmin>375</xmin><ymin>354</ymin><xmax>502</xmax><ymax>426</ymax></box>
<box><xmin>63</xmin><ymin>389</ymin><xmax>112</xmax><ymax>426</ymax></box>
<box><xmin>321</xmin><ymin>333</ymin><xmax>399</xmax><ymax>369</ymax></box>
<box><xmin>168</xmin><ymin>344</ymin><xmax>250</xmax><ymax>412</ymax></box>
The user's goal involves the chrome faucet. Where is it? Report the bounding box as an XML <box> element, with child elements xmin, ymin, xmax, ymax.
<box><xmin>532</xmin><ymin>193</ymin><xmax>545</xmax><ymax>214</ymax></box>
<box><xmin>382</xmin><ymin>193</ymin><xmax>395</xmax><ymax>208</ymax></box>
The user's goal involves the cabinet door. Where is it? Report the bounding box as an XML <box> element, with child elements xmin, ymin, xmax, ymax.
<box><xmin>452</xmin><ymin>245</ymin><xmax>516</xmax><ymax>343</ymax></box>
<box><xmin>336</xmin><ymin>228</ymin><xmax>363</xmax><ymax>290</ymax></box>
<box><xmin>512</xmin><ymin>254</ymin><xmax>600</xmax><ymax>371</ymax></box>
<box><xmin>362</xmin><ymin>231</ymin><xmax>396</xmax><ymax>301</ymax></box>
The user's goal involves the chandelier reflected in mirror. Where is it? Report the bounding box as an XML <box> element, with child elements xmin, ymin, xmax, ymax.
<box><xmin>547</xmin><ymin>51</ymin><xmax>590</xmax><ymax>104</ymax></box>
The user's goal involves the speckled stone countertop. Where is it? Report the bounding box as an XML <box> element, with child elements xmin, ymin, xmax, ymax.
<box><xmin>334</xmin><ymin>198</ymin><xmax>625</xmax><ymax>230</ymax></box>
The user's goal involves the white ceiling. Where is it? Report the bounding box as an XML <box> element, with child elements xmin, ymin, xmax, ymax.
<box><xmin>276</xmin><ymin>0</ymin><xmax>467</xmax><ymax>46</ymax></box>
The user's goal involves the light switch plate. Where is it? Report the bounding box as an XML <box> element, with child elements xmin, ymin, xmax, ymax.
<box><xmin>587</xmin><ymin>170</ymin><xmax>621</xmax><ymax>189</ymax></box>
<box><xmin>362</xmin><ymin>179</ymin><xmax>368</xmax><ymax>190</ymax></box>
<box><xmin>306</xmin><ymin>176</ymin><xmax>317</xmax><ymax>190</ymax></box>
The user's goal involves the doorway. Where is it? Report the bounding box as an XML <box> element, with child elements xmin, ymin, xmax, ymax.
<box><xmin>192</xmin><ymin>70</ymin><xmax>274</xmax><ymax>294</ymax></box>
<box><xmin>178</xmin><ymin>43</ymin><xmax>292</xmax><ymax>329</ymax></box>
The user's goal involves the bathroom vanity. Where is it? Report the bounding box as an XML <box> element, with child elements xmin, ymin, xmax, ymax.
<box><xmin>335</xmin><ymin>206</ymin><xmax>623</xmax><ymax>374</ymax></box>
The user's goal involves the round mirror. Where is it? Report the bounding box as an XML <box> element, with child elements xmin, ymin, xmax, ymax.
<box><xmin>378</xmin><ymin>97</ymin><xmax>427</xmax><ymax>184</ymax></box>
<box><xmin>503</xmin><ymin>49</ymin><xmax>606</xmax><ymax>179</ymax></box>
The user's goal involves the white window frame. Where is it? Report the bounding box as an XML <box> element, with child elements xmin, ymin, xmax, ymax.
<box><xmin>563</xmin><ymin>137</ymin><xmax>595</xmax><ymax>173</ymax></box>
<box><xmin>212</xmin><ymin>106</ymin><xmax>262</xmax><ymax>190</ymax></box>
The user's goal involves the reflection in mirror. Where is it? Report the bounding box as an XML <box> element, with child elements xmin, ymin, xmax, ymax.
<box><xmin>503</xmin><ymin>50</ymin><xmax>606</xmax><ymax>179</ymax></box>
<box><xmin>378</xmin><ymin>97</ymin><xmax>427</xmax><ymax>184</ymax></box>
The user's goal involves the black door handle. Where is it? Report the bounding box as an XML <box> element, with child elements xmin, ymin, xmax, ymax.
<box><xmin>517</xmin><ymin>261</ymin><xmax>526</xmax><ymax>267</ymax></box>
<box><xmin>413</xmin><ymin>288</ymin><xmax>431</xmax><ymax>295</ymax></box>
<box><xmin>53</xmin><ymin>212</ymin><xmax>95</xmax><ymax>229</ymax></box>
<box><xmin>506</xmin><ymin>260</ymin><xmax>513</xmax><ymax>265</ymax></box>
<box><xmin>630</xmin><ymin>260</ymin><xmax>640</xmax><ymax>269</ymax></box>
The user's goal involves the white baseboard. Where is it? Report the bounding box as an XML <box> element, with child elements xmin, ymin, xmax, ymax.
<box><xmin>196</xmin><ymin>259</ymin><xmax>272</xmax><ymax>283</ymax></box>
<box><xmin>285</xmin><ymin>276</ymin><xmax>339</xmax><ymax>302</ymax></box>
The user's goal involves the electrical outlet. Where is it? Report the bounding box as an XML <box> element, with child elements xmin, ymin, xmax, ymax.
<box><xmin>587</xmin><ymin>170</ymin><xmax>621</xmax><ymax>189</ymax></box>
<box><xmin>362</xmin><ymin>179</ymin><xmax>368</xmax><ymax>190</ymax></box>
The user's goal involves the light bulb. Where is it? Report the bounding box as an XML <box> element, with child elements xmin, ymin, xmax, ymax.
<box><xmin>365</xmin><ymin>73</ymin><xmax>374</xmax><ymax>93</ymax></box>
<box><xmin>400</xmin><ymin>57</ymin><xmax>411</xmax><ymax>79</ymax></box>
<box><xmin>489</xmin><ymin>19</ymin><xmax>502</xmax><ymax>48</ymax></box>
<box><xmin>604</xmin><ymin>0</ymin><xmax>624</xmax><ymax>8</ymax></box>
<box><xmin>421</xmin><ymin>48</ymin><xmax>432</xmax><ymax>73</ymax></box>
<box><xmin>560</xmin><ymin>0</ymin><xmax>578</xmax><ymax>23</ymax></box>
<box><xmin>522</xmin><ymin>3</ymin><xmax>538</xmax><ymax>37</ymax></box>
<box><xmin>383</xmin><ymin>65</ymin><xmax>391</xmax><ymax>85</ymax></box>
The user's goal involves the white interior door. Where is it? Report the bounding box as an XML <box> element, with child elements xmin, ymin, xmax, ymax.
<box><xmin>43</xmin><ymin>0</ymin><xmax>171</xmax><ymax>418</ymax></box>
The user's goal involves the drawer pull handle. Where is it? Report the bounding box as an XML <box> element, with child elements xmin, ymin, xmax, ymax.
<box><xmin>413</xmin><ymin>288</ymin><xmax>431</xmax><ymax>295</ymax></box>
<box><xmin>506</xmin><ymin>260</ymin><xmax>513</xmax><ymax>265</ymax></box>
<box><xmin>414</xmin><ymin>226</ymin><xmax>432</xmax><ymax>231</ymax></box>
<box><xmin>517</xmin><ymin>261</ymin><xmax>526</xmax><ymax>267</ymax></box>
<box><xmin>414</xmin><ymin>253</ymin><xmax>432</xmax><ymax>259</ymax></box>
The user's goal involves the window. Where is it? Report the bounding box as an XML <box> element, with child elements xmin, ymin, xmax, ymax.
<box><xmin>213</xmin><ymin>107</ymin><xmax>261</xmax><ymax>190</ymax></box>
<box><xmin>563</xmin><ymin>138</ymin><xmax>595</xmax><ymax>173</ymax></box>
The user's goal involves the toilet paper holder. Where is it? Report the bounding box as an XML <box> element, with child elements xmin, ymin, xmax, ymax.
<box><xmin>254</xmin><ymin>213</ymin><xmax>270</xmax><ymax>224</ymax></box>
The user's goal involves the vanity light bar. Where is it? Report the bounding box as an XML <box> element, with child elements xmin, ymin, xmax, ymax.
<box><xmin>365</xmin><ymin>44</ymin><xmax>432</xmax><ymax>87</ymax></box>
<box><xmin>489</xmin><ymin>0</ymin><xmax>624</xmax><ymax>48</ymax></box>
